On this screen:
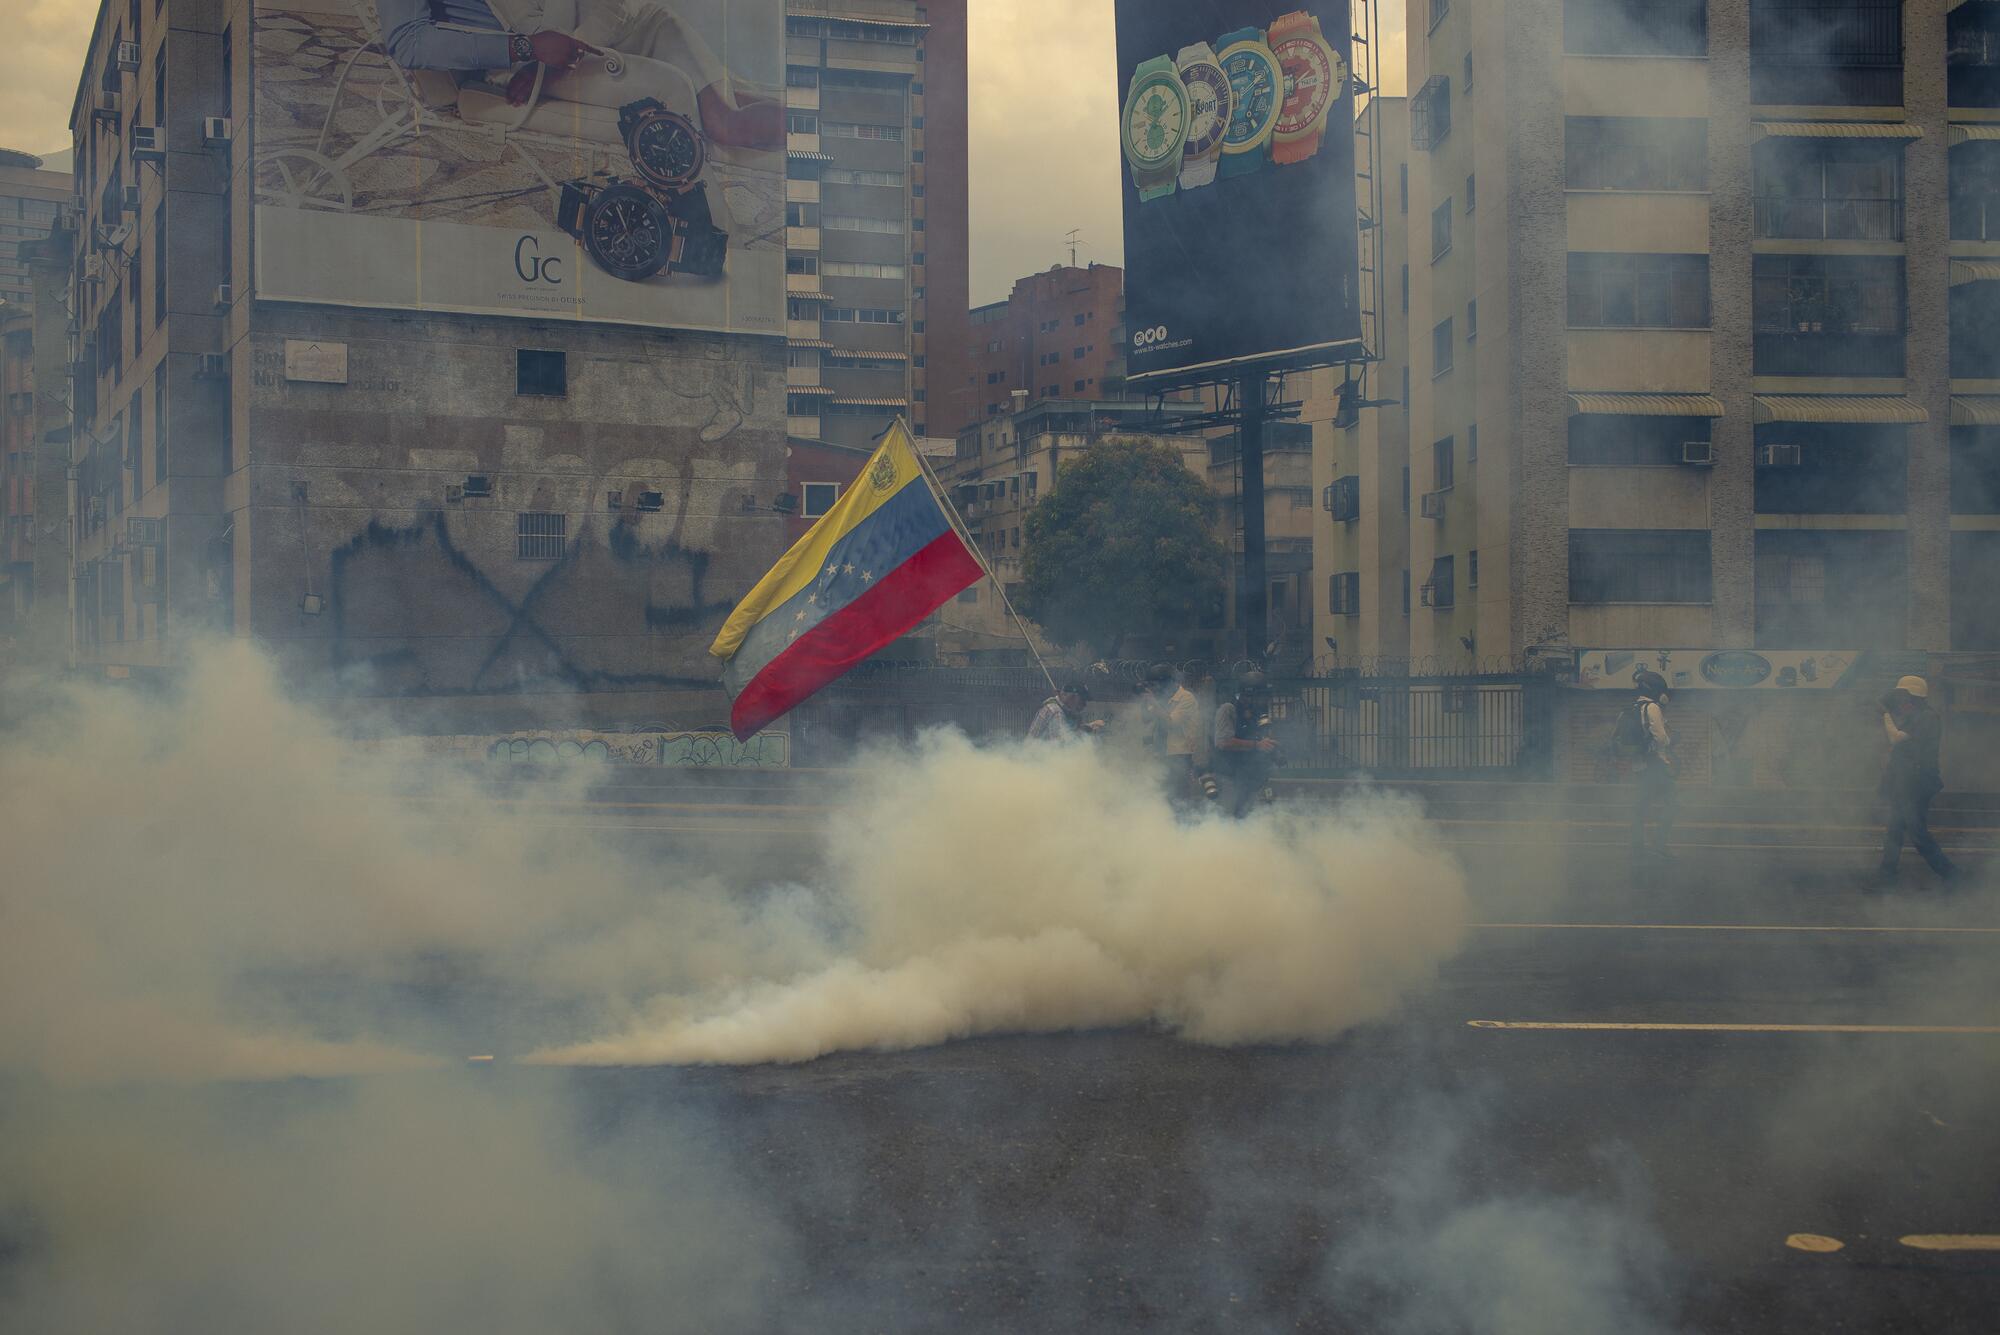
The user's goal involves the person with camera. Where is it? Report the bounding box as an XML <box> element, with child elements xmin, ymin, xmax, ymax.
<box><xmin>1212</xmin><ymin>670</ymin><xmax>1281</xmax><ymax>818</ymax></box>
<box><xmin>1629</xmin><ymin>669</ymin><xmax>1676</xmax><ymax>864</ymax></box>
<box><xmin>1875</xmin><ymin>675</ymin><xmax>1957</xmax><ymax>888</ymax></box>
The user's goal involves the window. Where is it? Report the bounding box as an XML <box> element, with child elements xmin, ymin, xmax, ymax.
<box><xmin>153</xmin><ymin>374</ymin><xmax>166</xmax><ymax>484</ymax></box>
<box><xmin>1752</xmin><ymin>255</ymin><xmax>1905</xmax><ymax>375</ymax></box>
<box><xmin>823</xmin><ymin>168</ymin><xmax>905</xmax><ymax>187</ymax></box>
<box><xmin>1428</xmin><ymin>0</ymin><xmax>1449</xmax><ymax>32</ymax></box>
<box><xmin>1402</xmin><ymin>568</ymin><xmax>1411</xmax><ymax>614</ymax></box>
<box><xmin>1569</xmin><ymin>414</ymin><xmax>1715</xmax><ymax>467</ymax></box>
<box><xmin>1432</xmin><ymin>318</ymin><xmax>1454</xmax><ymax>376</ymax></box>
<box><xmin>1565</xmin><ymin>0</ymin><xmax>1707</xmax><ymax>56</ymax></box>
<box><xmin>1569</xmin><ymin>529</ymin><xmax>1713</xmax><ymax>603</ymax></box>
<box><xmin>1329</xmin><ymin>571</ymin><xmax>1360</xmax><ymax>616</ymax></box>
<box><xmin>787</xmin><ymin>67</ymin><xmax>819</xmax><ymax>89</ymax></box>
<box><xmin>517</xmin><ymin>349</ymin><xmax>566</xmax><ymax>396</ymax></box>
<box><xmin>1399</xmin><ymin>162</ymin><xmax>1408</xmax><ymax>213</ymax></box>
<box><xmin>1400</xmin><ymin>264</ymin><xmax>1409</xmax><ymax>313</ymax></box>
<box><xmin>1072</xmin><ymin>346</ymin><xmax>1086</xmax><ymax>359</ymax></box>
<box><xmin>1463</xmin><ymin>51</ymin><xmax>1474</xmax><ymax>91</ymax></box>
<box><xmin>1433</xmin><ymin>436</ymin><xmax>1455</xmax><ymax>491</ymax></box>
<box><xmin>1465</xmin><ymin>173</ymin><xmax>1476</xmax><ymax>212</ymax></box>
<box><xmin>1952</xmin><ymin>142</ymin><xmax>2000</xmax><ymax>241</ymax></box>
<box><xmin>1756</xmin><ymin>530</ymin><xmax>1905</xmax><ymax>647</ymax></box>
<box><xmin>1950</xmin><ymin>2</ymin><xmax>2000</xmax><ymax>108</ymax></box>
<box><xmin>823</xmin><ymin>260</ymin><xmax>905</xmax><ymax>279</ymax></box>
<box><xmin>1566</xmin><ymin>117</ymin><xmax>1708</xmax><ymax>191</ymax></box>
<box><xmin>1325</xmin><ymin>475</ymin><xmax>1360</xmax><ymax>521</ymax></box>
<box><xmin>516</xmin><ymin>512</ymin><xmax>567</xmax><ymax>560</ymax></box>
<box><xmin>786</xmin><ymin>255</ymin><xmax>819</xmax><ymax>275</ymax></box>
<box><xmin>822</xmin><ymin>213</ymin><xmax>903</xmax><ymax>234</ymax></box>
<box><xmin>1754</xmin><ymin>140</ymin><xmax>1903</xmax><ymax>241</ymax></box>
<box><xmin>800</xmin><ymin>482</ymin><xmax>839</xmax><ymax>517</ymax></box>
<box><xmin>957</xmin><ymin>585</ymin><xmax>978</xmax><ymax>604</ymax></box>
<box><xmin>1953</xmin><ymin>427</ymin><xmax>2000</xmax><ymax>514</ymax></box>
<box><xmin>1422</xmin><ymin>555</ymin><xmax>1455</xmax><ymax>609</ymax></box>
<box><xmin>1567</xmin><ymin>253</ymin><xmax>1710</xmax><ymax>328</ymax></box>
<box><xmin>221</xmin><ymin>26</ymin><xmax>232</xmax><ymax>118</ymax></box>
<box><xmin>1951</xmin><ymin>278</ymin><xmax>2000</xmax><ymax>380</ymax></box>
<box><xmin>1074</xmin><ymin>380</ymin><xmax>1087</xmax><ymax>392</ymax></box>
<box><xmin>911</xmin><ymin>252</ymin><xmax>924</xmax><ymax>265</ymax></box>
<box><xmin>1466</xmin><ymin>299</ymin><xmax>1477</xmax><ymax>338</ymax></box>
<box><xmin>824</xmin><ymin>306</ymin><xmax>904</xmax><ymax>324</ymax></box>
<box><xmin>1469</xmin><ymin>550</ymin><xmax>1480</xmax><ymax>588</ymax></box>
<box><xmin>1411</xmin><ymin>75</ymin><xmax>1451</xmax><ymax>150</ymax></box>
<box><xmin>1402</xmin><ymin>465</ymin><xmax>1411</xmax><ymax>514</ymax></box>
<box><xmin>785</xmin><ymin>202</ymin><xmax>819</xmax><ymax>226</ymax></box>
<box><xmin>821</xmin><ymin>120</ymin><xmax>904</xmax><ymax>141</ymax></box>
<box><xmin>1431</xmin><ymin>198</ymin><xmax>1453</xmax><ymax>259</ymax></box>
<box><xmin>153</xmin><ymin>43</ymin><xmax>165</xmax><ymax>125</ymax></box>
<box><xmin>787</xmin><ymin>111</ymin><xmax>818</xmax><ymax>134</ymax></box>
<box><xmin>1754</xmin><ymin>423</ymin><xmax>1909</xmax><ymax>514</ymax></box>
<box><xmin>1402</xmin><ymin>366</ymin><xmax>1410</xmax><ymax>405</ymax></box>
<box><xmin>1750</xmin><ymin>0</ymin><xmax>1902</xmax><ymax>106</ymax></box>
<box><xmin>1467</xmin><ymin>422</ymin><xmax>1478</xmax><ymax>462</ymax></box>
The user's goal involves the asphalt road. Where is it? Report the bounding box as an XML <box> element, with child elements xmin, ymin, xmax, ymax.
<box><xmin>460</xmin><ymin>800</ymin><xmax>2000</xmax><ymax>1334</ymax></box>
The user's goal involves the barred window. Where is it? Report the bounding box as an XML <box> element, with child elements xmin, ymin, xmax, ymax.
<box><xmin>1568</xmin><ymin>253</ymin><xmax>1710</xmax><ymax>328</ymax></box>
<box><xmin>1570</xmin><ymin>529</ymin><xmax>1712</xmax><ymax>603</ymax></box>
<box><xmin>517</xmin><ymin>512</ymin><xmax>567</xmax><ymax>561</ymax></box>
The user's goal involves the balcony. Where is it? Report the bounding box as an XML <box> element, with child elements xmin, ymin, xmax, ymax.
<box><xmin>1949</xmin><ymin>8</ymin><xmax>2000</xmax><ymax>108</ymax></box>
<box><xmin>1754</xmin><ymin>196</ymin><xmax>1902</xmax><ymax>242</ymax></box>
<box><xmin>1753</xmin><ymin>330</ymin><xmax>1904</xmax><ymax>376</ymax></box>
<box><xmin>1954</xmin><ymin>190</ymin><xmax>2000</xmax><ymax>242</ymax></box>
<box><xmin>1750</xmin><ymin>0</ymin><xmax>1903</xmax><ymax>107</ymax></box>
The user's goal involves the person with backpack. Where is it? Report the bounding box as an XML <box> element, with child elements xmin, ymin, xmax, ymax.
<box><xmin>1875</xmin><ymin>675</ymin><xmax>1957</xmax><ymax>888</ymax></box>
<box><xmin>1622</xmin><ymin>670</ymin><xmax>1676</xmax><ymax>863</ymax></box>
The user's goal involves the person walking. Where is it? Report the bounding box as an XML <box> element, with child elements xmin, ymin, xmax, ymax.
<box><xmin>1212</xmin><ymin>671</ymin><xmax>1280</xmax><ymax>818</ymax></box>
<box><xmin>1875</xmin><ymin>675</ymin><xmax>1957</xmax><ymax>887</ymax></box>
<box><xmin>1630</xmin><ymin>670</ymin><xmax>1676</xmax><ymax>863</ymax></box>
<box><xmin>1027</xmin><ymin>681</ymin><xmax>1103</xmax><ymax>742</ymax></box>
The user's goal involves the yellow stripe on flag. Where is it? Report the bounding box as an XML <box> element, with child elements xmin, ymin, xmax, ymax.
<box><xmin>709</xmin><ymin>420</ymin><xmax>929</xmax><ymax>661</ymax></box>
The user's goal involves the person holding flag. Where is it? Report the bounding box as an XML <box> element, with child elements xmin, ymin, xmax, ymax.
<box><xmin>709</xmin><ymin>421</ymin><xmax>987</xmax><ymax>741</ymax></box>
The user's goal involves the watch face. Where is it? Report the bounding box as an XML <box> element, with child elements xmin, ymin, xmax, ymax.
<box><xmin>1274</xmin><ymin>36</ymin><xmax>1342</xmax><ymax>134</ymax></box>
<box><xmin>1123</xmin><ymin>70</ymin><xmax>1188</xmax><ymax>170</ymax></box>
<box><xmin>1179</xmin><ymin>61</ymin><xmax>1231</xmax><ymax>156</ymax></box>
<box><xmin>1220</xmin><ymin>45</ymin><xmax>1280</xmax><ymax>150</ymax></box>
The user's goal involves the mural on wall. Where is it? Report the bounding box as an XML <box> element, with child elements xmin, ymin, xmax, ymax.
<box><xmin>1578</xmin><ymin>648</ymin><xmax>1872</xmax><ymax>691</ymax></box>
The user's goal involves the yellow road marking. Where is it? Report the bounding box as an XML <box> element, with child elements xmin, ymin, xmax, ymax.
<box><xmin>1786</xmin><ymin>1234</ymin><xmax>1845</xmax><ymax>1253</ymax></box>
<box><xmin>1468</xmin><ymin>1021</ymin><xmax>2000</xmax><ymax>1034</ymax></box>
<box><xmin>1473</xmin><ymin>922</ymin><xmax>2000</xmax><ymax>935</ymax></box>
<box><xmin>1901</xmin><ymin>1235</ymin><xmax>2000</xmax><ymax>1251</ymax></box>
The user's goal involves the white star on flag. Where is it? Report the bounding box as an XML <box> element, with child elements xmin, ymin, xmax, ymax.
<box><xmin>861</xmin><ymin>571</ymin><xmax>874</xmax><ymax>583</ymax></box>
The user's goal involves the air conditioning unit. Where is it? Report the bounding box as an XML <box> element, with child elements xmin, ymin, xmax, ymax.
<box><xmin>1681</xmin><ymin>440</ymin><xmax>1714</xmax><ymax>466</ymax></box>
<box><xmin>212</xmin><ymin>284</ymin><xmax>233</xmax><ymax>308</ymax></box>
<box><xmin>461</xmin><ymin>474</ymin><xmax>493</xmax><ymax>498</ymax></box>
<box><xmin>445</xmin><ymin>484</ymin><xmax>464</xmax><ymax>504</ymax></box>
<box><xmin>605</xmin><ymin>488</ymin><xmax>623</xmax><ymax>511</ymax></box>
<box><xmin>1419</xmin><ymin>581</ymin><xmax>1441</xmax><ymax>608</ymax></box>
<box><xmin>1420</xmin><ymin>490</ymin><xmax>1448</xmax><ymax>520</ymax></box>
<box><xmin>131</xmin><ymin>125</ymin><xmax>165</xmax><ymax>163</ymax></box>
<box><xmin>1757</xmin><ymin>443</ymin><xmax>1803</xmax><ymax>467</ymax></box>
<box><xmin>635</xmin><ymin>490</ymin><xmax>665</xmax><ymax>512</ymax></box>
<box><xmin>82</xmin><ymin>254</ymin><xmax>105</xmax><ymax>281</ymax></box>
<box><xmin>120</xmin><ymin>185</ymin><xmax>140</xmax><ymax>214</ymax></box>
<box><xmin>203</xmin><ymin>117</ymin><xmax>233</xmax><ymax>147</ymax></box>
<box><xmin>195</xmin><ymin>352</ymin><xmax>227</xmax><ymax>379</ymax></box>
<box><xmin>116</xmin><ymin>41</ymin><xmax>141</xmax><ymax>72</ymax></box>
<box><xmin>99</xmin><ymin>221</ymin><xmax>132</xmax><ymax>250</ymax></box>
<box><xmin>127</xmin><ymin>515</ymin><xmax>163</xmax><ymax>546</ymax></box>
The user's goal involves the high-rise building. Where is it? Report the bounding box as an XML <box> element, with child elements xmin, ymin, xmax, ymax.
<box><xmin>63</xmin><ymin>0</ymin><xmax>791</xmax><ymax>728</ymax></box>
<box><xmin>955</xmin><ymin>262</ymin><xmax>1127</xmax><ymax>433</ymax></box>
<box><xmin>1383</xmin><ymin>0</ymin><xmax>2000</xmax><ymax>667</ymax></box>
<box><xmin>782</xmin><ymin>0</ymin><xmax>969</xmax><ymax>449</ymax></box>
<box><xmin>0</xmin><ymin>150</ymin><xmax>71</xmax><ymax>313</ymax></box>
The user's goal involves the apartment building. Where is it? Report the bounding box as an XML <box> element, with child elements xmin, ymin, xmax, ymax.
<box><xmin>1390</xmin><ymin>0</ymin><xmax>2000</xmax><ymax>667</ymax></box>
<box><xmin>0</xmin><ymin>151</ymin><xmax>72</xmax><ymax>314</ymax></box>
<box><xmin>954</xmin><ymin>263</ymin><xmax>1127</xmax><ymax>433</ymax></box>
<box><xmin>63</xmin><ymin>0</ymin><xmax>792</xmax><ymax>727</ymax></box>
<box><xmin>782</xmin><ymin>0</ymin><xmax>969</xmax><ymax>449</ymax></box>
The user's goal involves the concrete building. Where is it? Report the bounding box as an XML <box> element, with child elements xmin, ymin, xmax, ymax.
<box><xmin>0</xmin><ymin>151</ymin><xmax>72</xmax><ymax>314</ymax></box>
<box><xmin>782</xmin><ymin>0</ymin><xmax>968</xmax><ymax>450</ymax></box>
<box><xmin>1383</xmin><ymin>0</ymin><xmax>2000</xmax><ymax>675</ymax></box>
<box><xmin>954</xmin><ymin>262</ymin><xmax>1128</xmax><ymax>433</ymax></box>
<box><xmin>936</xmin><ymin>396</ymin><xmax>1207</xmax><ymax>662</ymax></box>
<box><xmin>63</xmin><ymin>0</ymin><xmax>791</xmax><ymax>728</ymax></box>
<box><xmin>1208</xmin><ymin>412</ymin><xmax>1319</xmax><ymax>666</ymax></box>
<box><xmin>1315</xmin><ymin>99</ymin><xmax>1413</xmax><ymax>666</ymax></box>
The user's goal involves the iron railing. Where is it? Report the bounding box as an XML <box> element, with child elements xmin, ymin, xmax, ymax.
<box><xmin>1753</xmin><ymin>196</ymin><xmax>1902</xmax><ymax>242</ymax></box>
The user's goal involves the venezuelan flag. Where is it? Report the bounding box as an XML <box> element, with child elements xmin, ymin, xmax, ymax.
<box><xmin>710</xmin><ymin>422</ymin><xmax>984</xmax><ymax>740</ymax></box>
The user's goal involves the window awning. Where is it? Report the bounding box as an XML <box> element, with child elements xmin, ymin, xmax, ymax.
<box><xmin>831</xmin><ymin>396</ymin><xmax>909</xmax><ymax>407</ymax></box>
<box><xmin>785</xmin><ymin>283</ymin><xmax>832</xmax><ymax>299</ymax></box>
<box><xmin>1949</xmin><ymin>124</ymin><xmax>2000</xmax><ymax>146</ymax></box>
<box><xmin>1568</xmin><ymin>393</ymin><xmax>1725</xmax><ymax>418</ymax></box>
<box><xmin>1953</xmin><ymin>397</ymin><xmax>2000</xmax><ymax>428</ymax></box>
<box><xmin>786</xmin><ymin>384</ymin><xmax>836</xmax><ymax>396</ymax></box>
<box><xmin>1752</xmin><ymin>121</ymin><xmax>1923</xmax><ymax>142</ymax></box>
<box><xmin>1752</xmin><ymin>395</ymin><xmax>1928</xmax><ymax>425</ymax></box>
<box><xmin>1950</xmin><ymin>259</ymin><xmax>2000</xmax><ymax>286</ymax></box>
<box><xmin>789</xmin><ymin>339</ymin><xmax>832</xmax><ymax>349</ymax></box>
<box><xmin>826</xmin><ymin>348</ymin><xmax>906</xmax><ymax>361</ymax></box>
<box><xmin>787</xmin><ymin>149</ymin><xmax>831</xmax><ymax>162</ymax></box>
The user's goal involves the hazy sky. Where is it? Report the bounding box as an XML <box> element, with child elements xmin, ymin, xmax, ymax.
<box><xmin>1</xmin><ymin>0</ymin><xmax>1404</xmax><ymax>306</ymax></box>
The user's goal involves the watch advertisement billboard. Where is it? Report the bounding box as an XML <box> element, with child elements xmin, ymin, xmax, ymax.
<box><xmin>1114</xmin><ymin>1</ymin><xmax>1362</xmax><ymax>385</ymax></box>
<box><xmin>252</xmin><ymin>0</ymin><xmax>783</xmax><ymax>335</ymax></box>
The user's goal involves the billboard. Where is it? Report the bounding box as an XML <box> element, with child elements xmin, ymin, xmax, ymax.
<box><xmin>253</xmin><ymin>0</ymin><xmax>783</xmax><ymax>335</ymax></box>
<box><xmin>1114</xmin><ymin>1</ymin><xmax>1362</xmax><ymax>385</ymax></box>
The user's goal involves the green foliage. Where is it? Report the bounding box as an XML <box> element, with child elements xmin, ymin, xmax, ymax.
<box><xmin>1017</xmin><ymin>437</ymin><xmax>1228</xmax><ymax>655</ymax></box>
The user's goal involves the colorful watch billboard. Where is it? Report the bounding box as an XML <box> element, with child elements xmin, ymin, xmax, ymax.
<box><xmin>251</xmin><ymin>0</ymin><xmax>783</xmax><ymax>336</ymax></box>
<box><xmin>1115</xmin><ymin>2</ymin><xmax>1361</xmax><ymax>384</ymax></box>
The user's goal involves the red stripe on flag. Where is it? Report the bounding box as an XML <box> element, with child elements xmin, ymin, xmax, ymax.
<box><xmin>729</xmin><ymin>532</ymin><xmax>983</xmax><ymax>740</ymax></box>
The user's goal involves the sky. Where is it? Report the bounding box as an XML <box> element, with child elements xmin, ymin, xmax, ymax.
<box><xmin>0</xmin><ymin>0</ymin><xmax>1404</xmax><ymax>307</ymax></box>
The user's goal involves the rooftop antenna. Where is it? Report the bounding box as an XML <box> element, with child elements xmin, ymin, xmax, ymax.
<box><xmin>1065</xmin><ymin>228</ymin><xmax>1083</xmax><ymax>268</ymax></box>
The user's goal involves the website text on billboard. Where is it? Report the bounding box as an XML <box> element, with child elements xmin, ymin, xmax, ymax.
<box><xmin>1114</xmin><ymin>2</ymin><xmax>1363</xmax><ymax>386</ymax></box>
<box><xmin>252</xmin><ymin>0</ymin><xmax>783</xmax><ymax>336</ymax></box>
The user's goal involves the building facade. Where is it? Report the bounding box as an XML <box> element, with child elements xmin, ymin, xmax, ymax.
<box><xmin>954</xmin><ymin>262</ymin><xmax>1128</xmax><ymax>433</ymax></box>
<box><xmin>64</xmin><ymin>0</ymin><xmax>791</xmax><ymax>728</ymax></box>
<box><xmin>782</xmin><ymin>0</ymin><xmax>969</xmax><ymax>450</ymax></box>
<box><xmin>0</xmin><ymin>150</ymin><xmax>71</xmax><ymax>314</ymax></box>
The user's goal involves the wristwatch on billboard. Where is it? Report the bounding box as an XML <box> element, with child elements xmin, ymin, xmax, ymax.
<box><xmin>1269</xmin><ymin>10</ymin><xmax>1346</xmax><ymax>166</ymax></box>
<box><xmin>1217</xmin><ymin>27</ymin><xmax>1282</xmax><ymax>179</ymax></box>
<box><xmin>1174</xmin><ymin>41</ymin><xmax>1232</xmax><ymax>191</ymax></box>
<box><xmin>1122</xmin><ymin>54</ymin><xmax>1191</xmax><ymax>201</ymax></box>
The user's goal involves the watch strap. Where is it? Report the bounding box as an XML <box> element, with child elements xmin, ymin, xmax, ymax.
<box><xmin>1269</xmin><ymin>10</ymin><xmax>1313</xmax><ymax>42</ymax></box>
<box><xmin>1174</xmin><ymin>41</ymin><xmax>1217</xmax><ymax>67</ymax></box>
<box><xmin>509</xmin><ymin>32</ymin><xmax>534</xmax><ymax>64</ymax></box>
<box><xmin>1180</xmin><ymin>158</ymin><xmax>1217</xmax><ymax>189</ymax></box>
<box><xmin>1217</xmin><ymin>27</ymin><xmax>1265</xmax><ymax>49</ymax></box>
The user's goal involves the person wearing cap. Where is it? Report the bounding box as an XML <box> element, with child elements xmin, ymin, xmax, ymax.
<box><xmin>1140</xmin><ymin>663</ymin><xmax>1204</xmax><ymax>803</ymax></box>
<box><xmin>1630</xmin><ymin>669</ymin><xmax>1676</xmax><ymax>863</ymax></box>
<box><xmin>1027</xmin><ymin>680</ymin><xmax>1105</xmax><ymax>742</ymax></box>
<box><xmin>1213</xmin><ymin>670</ymin><xmax>1280</xmax><ymax>817</ymax></box>
<box><xmin>1876</xmin><ymin>674</ymin><xmax>1957</xmax><ymax>886</ymax></box>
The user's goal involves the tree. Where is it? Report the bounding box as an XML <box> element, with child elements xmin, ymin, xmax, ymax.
<box><xmin>1016</xmin><ymin>437</ymin><xmax>1228</xmax><ymax>655</ymax></box>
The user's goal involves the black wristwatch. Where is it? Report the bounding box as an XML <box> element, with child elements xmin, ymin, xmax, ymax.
<box><xmin>509</xmin><ymin>32</ymin><xmax>534</xmax><ymax>64</ymax></box>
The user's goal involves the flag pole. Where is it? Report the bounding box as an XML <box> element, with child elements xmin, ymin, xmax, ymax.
<box><xmin>902</xmin><ymin>420</ymin><xmax>1062</xmax><ymax>699</ymax></box>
